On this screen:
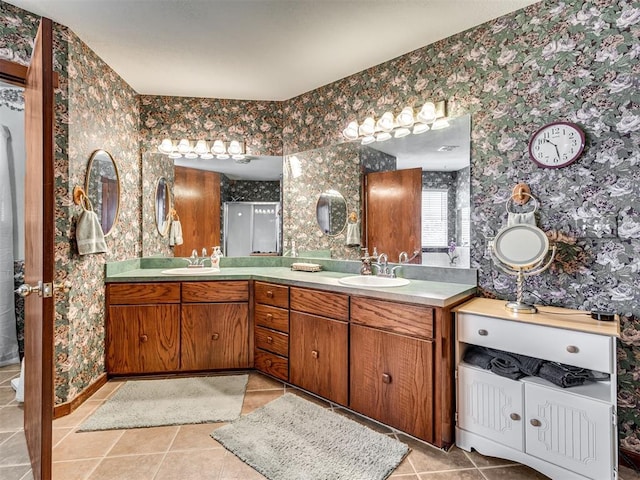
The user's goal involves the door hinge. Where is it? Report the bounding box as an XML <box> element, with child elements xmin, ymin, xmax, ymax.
<box><xmin>42</xmin><ymin>282</ymin><xmax>53</xmax><ymax>298</ymax></box>
<box><xmin>454</xmin><ymin>412</ymin><xmax>458</xmax><ymax>423</ymax></box>
<box><xmin>612</xmin><ymin>411</ymin><xmax>618</xmax><ymax>426</ymax></box>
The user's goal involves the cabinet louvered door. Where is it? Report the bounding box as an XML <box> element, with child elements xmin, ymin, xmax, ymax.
<box><xmin>524</xmin><ymin>383</ymin><xmax>613</xmax><ymax>480</ymax></box>
<box><xmin>457</xmin><ymin>365</ymin><xmax>524</xmax><ymax>450</ymax></box>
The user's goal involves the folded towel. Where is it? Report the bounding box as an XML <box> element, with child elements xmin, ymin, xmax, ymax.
<box><xmin>485</xmin><ymin>347</ymin><xmax>544</xmax><ymax>377</ymax></box>
<box><xmin>76</xmin><ymin>199</ymin><xmax>107</xmax><ymax>255</ymax></box>
<box><xmin>507</xmin><ymin>211</ymin><xmax>536</xmax><ymax>227</ymax></box>
<box><xmin>538</xmin><ymin>362</ymin><xmax>591</xmax><ymax>388</ymax></box>
<box><xmin>489</xmin><ymin>357</ymin><xmax>524</xmax><ymax>380</ymax></box>
<box><xmin>169</xmin><ymin>220</ymin><xmax>183</xmax><ymax>246</ymax></box>
<box><xmin>463</xmin><ymin>346</ymin><xmax>493</xmax><ymax>370</ymax></box>
<box><xmin>345</xmin><ymin>222</ymin><xmax>360</xmax><ymax>246</ymax></box>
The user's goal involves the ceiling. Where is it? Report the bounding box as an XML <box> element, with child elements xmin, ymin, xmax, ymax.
<box><xmin>7</xmin><ymin>0</ymin><xmax>540</xmax><ymax>101</ymax></box>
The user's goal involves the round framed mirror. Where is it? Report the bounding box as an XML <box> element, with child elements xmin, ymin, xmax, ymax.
<box><xmin>85</xmin><ymin>149</ymin><xmax>120</xmax><ymax>236</ymax></box>
<box><xmin>493</xmin><ymin>224</ymin><xmax>549</xmax><ymax>269</ymax></box>
<box><xmin>316</xmin><ymin>189</ymin><xmax>347</xmax><ymax>236</ymax></box>
<box><xmin>155</xmin><ymin>177</ymin><xmax>171</xmax><ymax>236</ymax></box>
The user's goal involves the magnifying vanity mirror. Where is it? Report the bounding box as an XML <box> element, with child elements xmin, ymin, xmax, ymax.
<box><xmin>316</xmin><ymin>190</ymin><xmax>347</xmax><ymax>236</ymax></box>
<box><xmin>155</xmin><ymin>177</ymin><xmax>171</xmax><ymax>236</ymax></box>
<box><xmin>85</xmin><ymin>149</ymin><xmax>120</xmax><ymax>236</ymax></box>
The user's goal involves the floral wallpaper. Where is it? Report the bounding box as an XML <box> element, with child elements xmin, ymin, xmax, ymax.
<box><xmin>281</xmin><ymin>0</ymin><xmax>640</xmax><ymax>454</ymax></box>
<box><xmin>0</xmin><ymin>86</ymin><xmax>24</xmax><ymax>110</ymax></box>
<box><xmin>4</xmin><ymin>0</ymin><xmax>640</xmax><ymax>457</ymax></box>
<box><xmin>222</xmin><ymin>178</ymin><xmax>281</xmax><ymax>203</ymax></box>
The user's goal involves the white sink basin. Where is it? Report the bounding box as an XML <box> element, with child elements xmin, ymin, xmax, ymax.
<box><xmin>338</xmin><ymin>275</ymin><xmax>410</xmax><ymax>288</ymax></box>
<box><xmin>161</xmin><ymin>267</ymin><xmax>221</xmax><ymax>275</ymax></box>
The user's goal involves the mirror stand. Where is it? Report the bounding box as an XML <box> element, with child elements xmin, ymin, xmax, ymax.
<box><xmin>489</xmin><ymin>240</ymin><xmax>557</xmax><ymax>314</ymax></box>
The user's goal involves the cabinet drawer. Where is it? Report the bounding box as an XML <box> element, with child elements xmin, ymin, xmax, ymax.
<box><xmin>351</xmin><ymin>297</ymin><xmax>433</xmax><ymax>339</ymax></box>
<box><xmin>107</xmin><ymin>282</ymin><xmax>180</xmax><ymax>304</ymax></box>
<box><xmin>255</xmin><ymin>304</ymin><xmax>289</xmax><ymax>333</ymax></box>
<box><xmin>290</xmin><ymin>287</ymin><xmax>349</xmax><ymax>321</ymax></box>
<box><xmin>182</xmin><ymin>281</ymin><xmax>249</xmax><ymax>303</ymax></box>
<box><xmin>255</xmin><ymin>349</ymin><xmax>288</xmax><ymax>381</ymax></box>
<box><xmin>457</xmin><ymin>313</ymin><xmax>613</xmax><ymax>373</ymax></box>
<box><xmin>255</xmin><ymin>282</ymin><xmax>289</xmax><ymax>308</ymax></box>
<box><xmin>255</xmin><ymin>326</ymin><xmax>289</xmax><ymax>357</ymax></box>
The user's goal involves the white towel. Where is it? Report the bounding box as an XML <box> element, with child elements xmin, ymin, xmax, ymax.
<box><xmin>76</xmin><ymin>200</ymin><xmax>108</xmax><ymax>255</ymax></box>
<box><xmin>169</xmin><ymin>220</ymin><xmax>183</xmax><ymax>246</ymax></box>
<box><xmin>507</xmin><ymin>211</ymin><xmax>536</xmax><ymax>227</ymax></box>
<box><xmin>345</xmin><ymin>221</ymin><xmax>360</xmax><ymax>246</ymax></box>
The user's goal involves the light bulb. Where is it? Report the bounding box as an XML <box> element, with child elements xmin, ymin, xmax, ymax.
<box><xmin>396</xmin><ymin>107</ymin><xmax>414</xmax><ymax>127</ymax></box>
<box><xmin>177</xmin><ymin>139</ymin><xmax>190</xmax><ymax>154</ymax></box>
<box><xmin>358</xmin><ymin>117</ymin><xmax>375</xmax><ymax>136</ymax></box>
<box><xmin>216</xmin><ymin>153</ymin><xmax>230</xmax><ymax>160</ymax></box>
<box><xmin>184</xmin><ymin>152</ymin><xmax>198</xmax><ymax>159</ymax></box>
<box><xmin>431</xmin><ymin>118</ymin><xmax>450</xmax><ymax>130</ymax></box>
<box><xmin>158</xmin><ymin>138</ymin><xmax>174</xmax><ymax>154</ymax></box>
<box><xmin>394</xmin><ymin>127</ymin><xmax>411</xmax><ymax>138</ymax></box>
<box><xmin>416</xmin><ymin>102</ymin><xmax>437</xmax><ymax>124</ymax></box>
<box><xmin>211</xmin><ymin>140</ymin><xmax>226</xmax><ymax>155</ymax></box>
<box><xmin>228</xmin><ymin>140</ymin><xmax>242</xmax><ymax>155</ymax></box>
<box><xmin>412</xmin><ymin>123</ymin><xmax>430</xmax><ymax>135</ymax></box>
<box><xmin>200</xmin><ymin>153</ymin><xmax>214</xmax><ymax>160</ymax></box>
<box><xmin>342</xmin><ymin>121</ymin><xmax>359</xmax><ymax>140</ymax></box>
<box><xmin>376</xmin><ymin>112</ymin><xmax>394</xmax><ymax>132</ymax></box>
<box><xmin>361</xmin><ymin>135</ymin><xmax>375</xmax><ymax>145</ymax></box>
<box><xmin>375</xmin><ymin>131</ymin><xmax>392</xmax><ymax>142</ymax></box>
<box><xmin>168</xmin><ymin>152</ymin><xmax>182</xmax><ymax>159</ymax></box>
<box><xmin>194</xmin><ymin>140</ymin><xmax>208</xmax><ymax>155</ymax></box>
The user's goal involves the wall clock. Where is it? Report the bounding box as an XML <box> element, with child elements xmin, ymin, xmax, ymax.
<box><xmin>528</xmin><ymin>121</ymin><xmax>585</xmax><ymax>168</ymax></box>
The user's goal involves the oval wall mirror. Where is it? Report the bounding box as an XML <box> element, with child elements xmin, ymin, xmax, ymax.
<box><xmin>85</xmin><ymin>149</ymin><xmax>120</xmax><ymax>236</ymax></box>
<box><xmin>493</xmin><ymin>224</ymin><xmax>549</xmax><ymax>269</ymax></box>
<box><xmin>316</xmin><ymin>189</ymin><xmax>347</xmax><ymax>236</ymax></box>
<box><xmin>155</xmin><ymin>177</ymin><xmax>171</xmax><ymax>236</ymax></box>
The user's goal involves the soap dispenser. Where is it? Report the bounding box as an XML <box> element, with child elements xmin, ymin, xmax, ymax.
<box><xmin>210</xmin><ymin>246</ymin><xmax>222</xmax><ymax>271</ymax></box>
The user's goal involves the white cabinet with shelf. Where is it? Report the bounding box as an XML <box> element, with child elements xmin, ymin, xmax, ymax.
<box><xmin>454</xmin><ymin>298</ymin><xmax>620</xmax><ymax>480</ymax></box>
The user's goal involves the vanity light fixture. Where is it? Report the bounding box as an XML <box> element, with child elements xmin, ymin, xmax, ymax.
<box><xmin>342</xmin><ymin>100</ymin><xmax>448</xmax><ymax>144</ymax></box>
<box><xmin>158</xmin><ymin>138</ymin><xmax>247</xmax><ymax>161</ymax></box>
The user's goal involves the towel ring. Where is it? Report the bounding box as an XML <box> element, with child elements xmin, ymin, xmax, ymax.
<box><xmin>505</xmin><ymin>192</ymin><xmax>538</xmax><ymax>214</ymax></box>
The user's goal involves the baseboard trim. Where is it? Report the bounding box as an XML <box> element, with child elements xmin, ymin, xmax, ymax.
<box><xmin>53</xmin><ymin>373</ymin><xmax>108</xmax><ymax>419</ymax></box>
<box><xmin>620</xmin><ymin>447</ymin><xmax>640</xmax><ymax>471</ymax></box>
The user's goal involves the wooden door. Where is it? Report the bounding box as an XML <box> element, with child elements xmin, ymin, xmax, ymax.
<box><xmin>350</xmin><ymin>324</ymin><xmax>434</xmax><ymax>442</ymax></box>
<box><xmin>107</xmin><ymin>305</ymin><xmax>180</xmax><ymax>374</ymax></box>
<box><xmin>289</xmin><ymin>311</ymin><xmax>348</xmax><ymax>405</ymax></box>
<box><xmin>365</xmin><ymin>168</ymin><xmax>422</xmax><ymax>263</ymax></box>
<box><xmin>173</xmin><ymin>166</ymin><xmax>220</xmax><ymax>257</ymax></box>
<box><xmin>101</xmin><ymin>175</ymin><xmax>117</xmax><ymax>233</ymax></box>
<box><xmin>23</xmin><ymin>18</ymin><xmax>55</xmax><ymax>480</ymax></box>
<box><xmin>181</xmin><ymin>303</ymin><xmax>249</xmax><ymax>370</ymax></box>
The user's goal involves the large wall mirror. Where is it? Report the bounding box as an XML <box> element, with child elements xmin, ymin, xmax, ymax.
<box><xmin>85</xmin><ymin>149</ymin><xmax>120</xmax><ymax>236</ymax></box>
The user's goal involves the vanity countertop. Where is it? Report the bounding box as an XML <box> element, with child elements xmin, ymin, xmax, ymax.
<box><xmin>105</xmin><ymin>266</ymin><xmax>476</xmax><ymax>308</ymax></box>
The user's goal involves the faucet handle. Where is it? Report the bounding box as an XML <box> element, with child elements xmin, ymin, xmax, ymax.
<box><xmin>202</xmin><ymin>247</ymin><xmax>207</xmax><ymax>257</ymax></box>
<box><xmin>191</xmin><ymin>249</ymin><xmax>198</xmax><ymax>257</ymax></box>
<box><xmin>391</xmin><ymin>265</ymin><xmax>402</xmax><ymax>278</ymax></box>
<box><xmin>399</xmin><ymin>251</ymin><xmax>409</xmax><ymax>263</ymax></box>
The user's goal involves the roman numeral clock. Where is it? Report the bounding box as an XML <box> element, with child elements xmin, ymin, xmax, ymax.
<box><xmin>528</xmin><ymin>121</ymin><xmax>585</xmax><ymax>168</ymax></box>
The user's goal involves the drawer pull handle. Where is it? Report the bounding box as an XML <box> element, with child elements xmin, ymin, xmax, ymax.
<box><xmin>265</xmin><ymin>359</ymin><xmax>272</xmax><ymax>367</ymax></box>
<box><xmin>139</xmin><ymin>334</ymin><xmax>148</xmax><ymax>343</ymax></box>
<box><xmin>478</xmin><ymin>329</ymin><xmax>488</xmax><ymax>336</ymax></box>
<box><xmin>510</xmin><ymin>413</ymin><xmax>521</xmax><ymax>421</ymax></box>
<box><xmin>266</xmin><ymin>313</ymin><xmax>273</xmax><ymax>320</ymax></box>
<box><xmin>566</xmin><ymin>345</ymin><xmax>579</xmax><ymax>353</ymax></box>
<box><xmin>311</xmin><ymin>350</ymin><xmax>319</xmax><ymax>359</ymax></box>
<box><xmin>266</xmin><ymin>291</ymin><xmax>274</xmax><ymax>298</ymax></box>
<box><xmin>382</xmin><ymin>373</ymin><xmax>392</xmax><ymax>384</ymax></box>
<box><xmin>212</xmin><ymin>333</ymin><xmax>219</xmax><ymax>341</ymax></box>
<box><xmin>530</xmin><ymin>419</ymin><xmax>542</xmax><ymax>427</ymax></box>
<box><xmin>267</xmin><ymin>336</ymin><xmax>273</xmax><ymax>344</ymax></box>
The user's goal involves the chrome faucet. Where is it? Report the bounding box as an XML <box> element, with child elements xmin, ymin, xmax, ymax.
<box><xmin>372</xmin><ymin>253</ymin><xmax>389</xmax><ymax>276</ymax></box>
<box><xmin>399</xmin><ymin>251</ymin><xmax>409</xmax><ymax>264</ymax></box>
<box><xmin>187</xmin><ymin>249</ymin><xmax>206</xmax><ymax>267</ymax></box>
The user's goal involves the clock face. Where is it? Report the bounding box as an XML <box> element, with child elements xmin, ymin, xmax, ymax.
<box><xmin>529</xmin><ymin>122</ymin><xmax>585</xmax><ymax>168</ymax></box>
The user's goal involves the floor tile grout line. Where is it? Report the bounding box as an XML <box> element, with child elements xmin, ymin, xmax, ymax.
<box><xmin>150</xmin><ymin>426</ymin><xmax>181</xmax><ymax>480</ymax></box>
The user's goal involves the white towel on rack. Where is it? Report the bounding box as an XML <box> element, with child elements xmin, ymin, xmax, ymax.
<box><xmin>169</xmin><ymin>220</ymin><xmax>183</xmax><ymax>246</ymax></box>
<box><xmin>507</xmin><ymin>211</ymin><xmax>536</xmax><ymax>227</ymax></box>
<box><xmin>76</xmin><ymin>199</ymin><xmax>108</xmax><ymax>255</ymax></box>
<box><xmin>345</xmin><ymin>221</ymin><xmax>360</xmax><ymax>246</ymax></box>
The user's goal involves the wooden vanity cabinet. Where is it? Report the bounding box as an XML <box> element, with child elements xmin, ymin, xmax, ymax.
<box><xmin>349</xmin><ymin>297</ymin><xmax>436</xmax><ymax>443</ymax></box>
<box><xmin>106</xmin><ymin>283</ymin><xmax>181</xmax><ymax>374</ymax></box>
<box><xmin>289</xmin><ymin>287</ymin><xmax>349</xmax><ymax>405</ymax></box>
<box><xmin>181</xmin><ymin>281</ymin><xmax>250</xmax><ymax>371</ymax></box>
<box><xmin>253</xmin><ymin>282</ymin><xmax>290</xmax><ymax>381</ymax></box>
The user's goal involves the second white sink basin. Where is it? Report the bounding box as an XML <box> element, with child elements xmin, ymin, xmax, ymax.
<box><xmin>161</xmin><ymin>267</ymin><xmax>221</xmax><ymax>275</ymax></box>
<box><xmin>338</xmin><ymin>275</ymin><xmax>410</xmax><ymax>288</ymax></box>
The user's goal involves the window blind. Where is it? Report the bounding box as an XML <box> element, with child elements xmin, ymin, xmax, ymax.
<box><xmin>422</xmin><ymin>189</ymin><xmax>448</xmax><ymax>247</ymax></box>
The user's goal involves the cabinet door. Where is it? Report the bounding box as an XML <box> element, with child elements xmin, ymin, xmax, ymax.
<box><xmin>107</xmin><ymin>305</ymin><xmax>180</xmax><ymax>374</ymax></box>
<box><xmin>181</xmin><ymin>303</ymin><xmax>249</xmax><ymax>370</ymax></box>
<box><xmin>525</xmin><ymin>384</ymin><xmax>614</xmax><ymax>480</ymax></box>
<box><xmin>350</xmin><ymin>324</ymin><xmax>434</xmax><ymax>442</ymax></box>
<box><xmin>289</xmin><ymin>311</ymin><xmax>348</xmax><ymax>405</ymax></box>
<box><xmin>457</xmin><ymin>365</ymin><xmax>524</xmax><ymax>450</ymax></box>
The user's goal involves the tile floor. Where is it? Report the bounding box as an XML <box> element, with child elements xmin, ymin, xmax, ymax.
<box><xmin>2</xmin><ymin>364</ymin><xmax>640</xmax><ymax>480</ymax></box>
